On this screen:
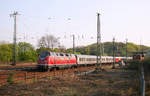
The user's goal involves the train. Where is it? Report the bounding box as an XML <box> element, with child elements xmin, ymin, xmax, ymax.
<box><xmin>37</xmin><ymin>51</ymin><xmax>132</xmax><ymax>71</ymax></box>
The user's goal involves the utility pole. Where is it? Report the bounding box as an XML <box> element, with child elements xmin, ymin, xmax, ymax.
<box><xmin>112</xmin><ymin>37</ymin><xmax>115</xmax><ymax>69</ymax></box>
<box><xmin>10</xmin><ymin>11</ymin><xmax>19</xmax><ymax>66</ymax></box>
<box><xmin>125</xmin><ymin>38</ymin><xmax>128</xmax><ymax>65</ymax></box>
<box><xmin>72</xmin><ymin>34</ymin><xmax>75</xmax><ymax>54</ymax></box>
<box><xmin>102</xmin><ymin>43</ymin><xmax>104</xmax><ymax>56</ymax></box>
<box><xmin>96</xmin><ymin>13</ymin><xmax>102</xmax><ymax>69</ymax></box>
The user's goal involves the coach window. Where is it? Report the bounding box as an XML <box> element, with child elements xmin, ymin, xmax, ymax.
<box><xmin>109</xmin><ymin>58</ymin><xmax>111</xmax><ymax>61</ymax></box>
<box><xmin>79</xmin><ymin>58</ymin><xmax>82</xmax><ymax>61</ymax></box>
<box><xmin>89</xmin><ymin>58</ymin><xmax>91</xmax><ymax>61</ymax></box>
<box><xmin>104</xmin><ymin>58</ymin><xmax>105</xmax><ymax>61</ymax></box>
<box><xmin>79</xmin><ymin>58</ymin><xmax>81</xmax><ymax>61</ymax></box>
<box><xmin>82</xmin><ymin>58</ymin><xmax>84</xmax><ymax>61</ymax></box>
<box><xmin>90</xmin><ymin>58</ymin><xmax>92</xmax><ymax>61</ymax></box>
<box><xmin>102</xmin><ymin>58</ymin><xmax>104</xmax><ymax>61</ymax></box>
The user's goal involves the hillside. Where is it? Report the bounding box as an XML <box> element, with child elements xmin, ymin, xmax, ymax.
<box><xmin>73</xmin><ymin>42</ymin><xmax>150</xmax><ymax>56</ymax></box>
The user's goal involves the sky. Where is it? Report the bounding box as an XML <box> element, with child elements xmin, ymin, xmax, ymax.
<box><xmin>0</xmin><ymin>0</ymin><xmax>150</xmax><ymax>48</ymax></box>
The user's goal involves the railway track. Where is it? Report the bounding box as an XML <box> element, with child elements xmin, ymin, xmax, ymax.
<box><xmin>0</xmin><ymin>63</ymin><xmax>36</xmax><ymax>68</ymax></box>
<box><xmin>0</xmin><ymin>65</ymin><xmax>99</xmax><ymax>86</ymax></box>
<box><xmin>0</xmin><ymin>63</ymin><xmax>36</xmax><ymax>71</ymax></box>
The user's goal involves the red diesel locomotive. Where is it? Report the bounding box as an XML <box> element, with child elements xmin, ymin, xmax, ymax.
<box><xmin>38</xmin><ymin>51</ymin><xmax>77</xmax><ymax>70</ymax></box>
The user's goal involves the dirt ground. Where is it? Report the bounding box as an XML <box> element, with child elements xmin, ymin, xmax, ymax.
<box><xmin>0</xmin><ymin>68</ymin><xmax>138</xmax><ymax>96</ymax></box>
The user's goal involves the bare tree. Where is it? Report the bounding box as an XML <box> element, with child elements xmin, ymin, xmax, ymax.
<box><xmin>38</xmin><ymin>34</ymin><xmax>59</xmax><ymax>49</ymax></box>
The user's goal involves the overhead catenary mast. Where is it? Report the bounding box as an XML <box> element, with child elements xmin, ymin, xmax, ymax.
<box><xmin>72</xmin><ymin>34</ymin><xmax>75</xmax><ymax>54</ymax></box>
<box><xmin>10</xmin><ymin>11</ymin><xmax>19</xmax><ymax>66</ymax></box>
<box><xmin>112</xmin><ymin>37</ymin><xmax>115</xmax><ymax>69</ymax></box>
<box><xmin>96</xmin><ymin>13</ymin><xmax>102</xmax><ymax>69</ymax></box>
<box><xmin>125</xmin><ymin>38</ymin><xmax>128</xmax><ymax>65</ymax></box>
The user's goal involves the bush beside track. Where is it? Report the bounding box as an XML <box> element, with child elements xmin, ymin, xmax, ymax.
<box><xmin>127</xmin><ymin>57</ymin><xmax>150</xmax><ymax>96</ymax></box>
<box><xmin>142</xmin><ymin>57</ymin><xmax>150</xmax><ymax>96</ymax></box>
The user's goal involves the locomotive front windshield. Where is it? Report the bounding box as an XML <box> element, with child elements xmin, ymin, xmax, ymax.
<box><xmin>39</xmin><ymin>51</ymin><xmax>49</xmax><ymax>58</ymax></box>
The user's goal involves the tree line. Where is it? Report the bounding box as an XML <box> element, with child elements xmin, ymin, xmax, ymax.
<box><xmin>0</xmin><ymin>34</ymin><xmax>150</xmax><ymax>64</ymax></box>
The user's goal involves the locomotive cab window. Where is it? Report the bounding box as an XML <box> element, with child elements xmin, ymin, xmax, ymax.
<box><xmin>39</xmin><ymin>51</ymin><xmax>49</xmax><ymax>58</ymax></box>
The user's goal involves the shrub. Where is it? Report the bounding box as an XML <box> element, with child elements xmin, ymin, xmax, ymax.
<box><xmin>127</xmin><ymin>60</ymin><xmax>140</xmax><ymax>70</ymax></box>
<box><xmin>7</xmin><ymin>72</ymin><xmax>15</xmax><ymax>84</ymax></box>
<box><xmin>142</xmin><ymin>56</ymin><xmax>150</xmax><ymax>76</ymax></box>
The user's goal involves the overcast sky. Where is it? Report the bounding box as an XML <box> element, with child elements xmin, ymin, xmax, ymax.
<box><xmin>0</xmin><ymin>0</ymin><xmax>150</xmax><ymax>48</ymax></box>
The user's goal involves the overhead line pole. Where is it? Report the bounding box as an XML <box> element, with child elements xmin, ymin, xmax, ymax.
<box><xmin>96</xmin><ymin>13</ymin><xmax>102</xmax><ymax>69</ymax></box>
<box><xmin>73</xmin><ymin>34</ymin><xmax>75</xmax><ymax>54</ymax></box>
<box><xmin>126</xmin><ymin>38</ymin><xmax>128</xmax><ymax>65</ymax></box>
<box><xmin>102</xmin><ymin>43</ymin><xmax>104</xmax><ymax>56</ymax></box>
<box><xmin>10</xmin><ymin>11</ymin><xmax>19</xmax><ymax>66</ymax></box>
<box><xmin>112</xmin><ymin>37</ymin><xmax>115</xmax><ymax>69</ymax></box>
